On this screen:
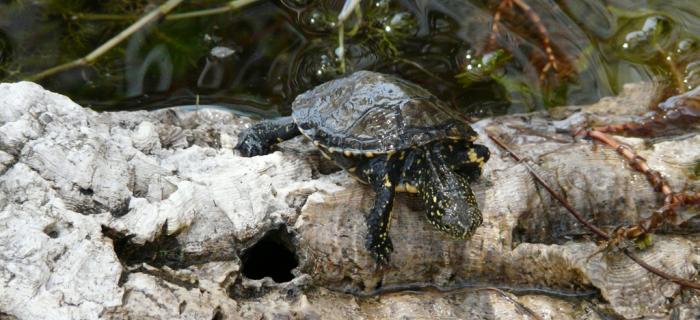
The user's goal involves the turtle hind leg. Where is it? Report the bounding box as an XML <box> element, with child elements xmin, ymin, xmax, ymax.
<box><xmin>235</xmin><ymin>116</ymin><xmax>300</xmax><ymax>157</ymax></box>
<box><xmin>404</xmin><ymin>147</ymin><xmax>483</xmax><ymax>239</ymax></box>
<box><xmin>366</xmin><ymin>185</ymin><xmax>396</xmax><ymax>264</ymax></box>
<box><xmin>359</xmin><ymin>156</ymin><xmax>400</xmax><ymax>265</ymax></box>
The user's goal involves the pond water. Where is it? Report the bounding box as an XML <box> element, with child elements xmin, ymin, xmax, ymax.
<box><xmin>0</xmin><ymin>0</ymin><xmax>698</xmax><ymax>118</ymax></box>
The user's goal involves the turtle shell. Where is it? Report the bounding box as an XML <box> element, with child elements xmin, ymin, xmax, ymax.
<box><xmin>291</xmin><ymin>71</ymin><xmax>477</xmax><ymax>154</ymax></box>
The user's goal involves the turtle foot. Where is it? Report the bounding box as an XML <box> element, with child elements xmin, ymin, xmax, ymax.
<box><xmin>235</xmin><ymin>130</ymin><xmax>272</xmax><ymax>157</ymax></box>
<box><xmin>366</xmin><ymin>233</ymin><xmax>394</xmax><ymax>265</ymax></box>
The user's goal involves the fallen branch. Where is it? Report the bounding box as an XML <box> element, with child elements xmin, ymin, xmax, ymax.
<box><xmin>488</xmin><ymin>133</ymin><xmax>700</xmax><ymax>290</ymax></box>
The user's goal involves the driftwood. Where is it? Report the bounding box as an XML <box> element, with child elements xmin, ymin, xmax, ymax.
<box><xmin>0</xmin><ymin>81</ymin><xmax>698</xmax><ymax>319</ymax></box>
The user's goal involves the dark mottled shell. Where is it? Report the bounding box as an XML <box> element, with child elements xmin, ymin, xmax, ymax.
<box><xmin>291</xmin><ymin>71</ymin><xmax>476</xmax><ymax>153</ymax></box>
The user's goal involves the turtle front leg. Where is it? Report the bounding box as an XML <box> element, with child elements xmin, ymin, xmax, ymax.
<box><xmin>235</xmin><ymin>116</ymin><xmax>300</xmax><ymax>157</ymax></box>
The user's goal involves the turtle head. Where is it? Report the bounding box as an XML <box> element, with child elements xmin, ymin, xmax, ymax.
<box><xmin>407</xmin><ymin>146</ymin><xmax>483</xmax><ymax>239</ymax></box>
<box><xmin>428</xmin><ymin>140</ymin><xmax>491</xmax><ymax>182</ymax></box>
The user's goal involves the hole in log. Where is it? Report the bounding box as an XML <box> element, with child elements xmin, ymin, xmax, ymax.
<box><xmin>241</xmin><ymin>227</ymin><xmax>298</xmax><ymax>283</ymax></box>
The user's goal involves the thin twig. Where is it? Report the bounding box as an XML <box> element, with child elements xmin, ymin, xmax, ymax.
<box><xmin>338</xmin><ymin>22</ymin><xmax>346</xmax><ymax>74</ymax></box>
<box><xmin>654</xmin><ymin>44</ymin><xmax>686</xmax><ymax>93</ymax></box>
<box><xmin>338</xmin><ymin>0</ymin><xmax>361</xmax><ymax>23</ymax></box>
<box><xmin>396</xmin><ymin>58</ymin><xmax>444</xmax><ymax>82</ymax></box>
<box><xmin>488</xmin><ymin>134</ymin><xmax>608</xmax><ymax>238</ymax></box>
<box><xmin>72</xmin><ymin>13</ymin><xmax>135</xmax><ymax>21</ymax></box>
<box><xmin>27</xmin><ymin>0</ymin><xmax>185</xmax><ymax>82</ymax></box>
<box><xmin>484</xmin><ymin>0</ymin><xmax>562</xmax><ymax>78</ymax></box>
<box><xmin>476</xmin><ymin>288</ymin><xmax>544</xmax><ymax>320</ymax></box>
<box><xmin>510</xmin><ymin>0</ymin><xmax>558</xmax><ymax>74</ymax></box>
<box><xmin>575</xmin><ymin>129</ymin><xmax>700</xmax><ymax>238</ymax></box>
<box><xmin>336</xmin><ymin>0</ymin><xmax>362</xmax><ymax>75</ymax></box>
<box><xmin>167</xmin><ymin>0</ymin><xmax>259</xmax><ymax>20</ymax></box>
<box><xmin>584</xmin><ymin>130</ymin><xmax>672</xmax><ymax>197</ymax></box>
<box><xmin>590</xmin><ymin>90</ymin><xmax>700</xmax><ymax>137</ymax></box>
<box><xmin>487</xmin><ymin>133</ymin><xmax>700</xmax><ymax>290</ymax></box>
<box><xmin>623</xmin><ymin>250</ymin><xmax>700</xmax><ymax>290</ymax></box>
<box><xmin>485</xmin><ymin>0</ymin><xmax>510</xmax><ymax>52</ymax></box>
<box><xmin>72</xmin><ymin>0</ymin><xmax>260</xmax><ymax>21</ymax></box>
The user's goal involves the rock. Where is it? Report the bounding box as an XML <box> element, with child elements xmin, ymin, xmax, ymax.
<box><xmin>0</xmin><ymin>81</ymin><xmax>698</xmax><ymax>319</ymax></box>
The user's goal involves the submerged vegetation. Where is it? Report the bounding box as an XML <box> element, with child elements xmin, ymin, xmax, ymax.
<box><xmin>0</xmin><ymin>0</ymin><xmax>699</xmax><ymax>116</ymax></box>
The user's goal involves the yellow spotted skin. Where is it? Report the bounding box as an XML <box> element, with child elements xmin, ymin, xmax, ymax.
<box><xmin>237</xmin><ymin>120</ymin><xmax>489</xmax><ymax>264</ymax></box>
<box><xmin>322</xmin><ymin>139</ymin><xmax>489</xmax><ymax>264</ymax></box>
<box><xmin>233</xmin><ymin>72</ymin><xmax>491</xmax><ymax>265</ymax></box>
<box><xmin>395</xmin><ymin>183</ymin><xmax>419</xmax><ymax>193</ymax></box>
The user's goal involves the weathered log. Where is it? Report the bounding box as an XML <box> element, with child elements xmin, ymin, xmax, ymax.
<box><xmin>1</xmin><ymin>81</ymin><xmax>698</xmax><ymax>319</ymax></box>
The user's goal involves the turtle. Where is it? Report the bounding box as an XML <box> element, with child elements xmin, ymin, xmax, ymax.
<box><xmin>235</xmin><ymin>70</ymin><xmax>490</xmax><ymax>264</ymax></box>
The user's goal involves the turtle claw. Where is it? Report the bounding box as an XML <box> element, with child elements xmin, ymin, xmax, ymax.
<box><xmin>367</xmin><ymin>234</ymin><xmax>394</xmax><ymax>265</ymax></box>
<box><xmin>235</xmin><ymin>131</ymin><xmax>271</xmax><ymax>157</ymax></box>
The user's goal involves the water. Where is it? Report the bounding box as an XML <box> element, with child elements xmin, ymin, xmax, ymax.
<box><xmin>0</xmin><ymin>0</ymin><xmax>699</xmax><ymax>118</ymax></box>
